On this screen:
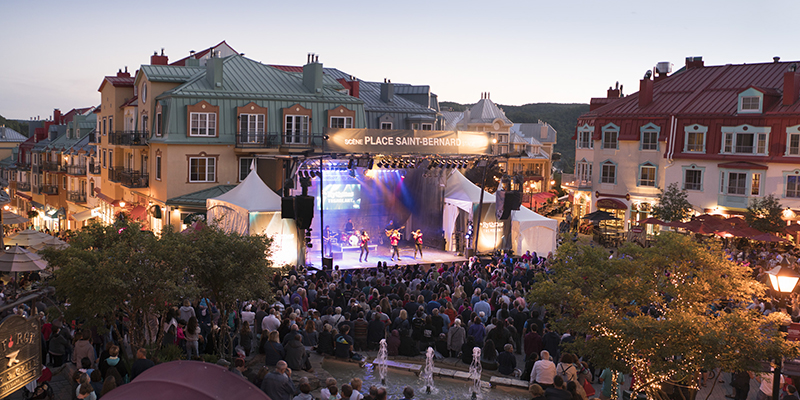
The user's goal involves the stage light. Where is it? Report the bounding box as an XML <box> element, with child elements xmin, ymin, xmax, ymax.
<box><xmin>368</xmin><ymin>159</ymin><xmax>375</xmax><ymax>169</ymax></box>
<box><xmin>377</xmin><ymin>162</ymin><xmax>383</xmax><ymax>168</ymax></box>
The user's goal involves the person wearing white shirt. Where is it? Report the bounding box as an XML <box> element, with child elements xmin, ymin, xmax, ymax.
<box><xmin>262</xmin><ymin>310</ymin><xmax>281</xmax><ymax>333</ymax></box>
<box><xmin>530</xmin><ymin>350</ymin><xmax>557</xmax><ymax>388</ymax></box>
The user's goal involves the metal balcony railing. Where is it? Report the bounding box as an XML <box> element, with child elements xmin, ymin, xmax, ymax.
<box><xmin>16</xmin><ymin>182</ymin><xmax>30</xmax><ymax>192</ymax></box>
<box><xmin>89</xmin><ymin>163</ymin><xmax>101</xmax><ymax>175</ymax></box>
<box><xmin>67</xmin><ymin>165</ymin><xmax>87</xmax><ymax>176</ymax></box>
<box><xmin>41</xmin><ymin>184</ymin><xmax>58</xmax><ymax>195</ymax></box>
<box><xmin>561</xmin><ymin>173</ymin><xmax>592</xmax><ymax>189</ymax></box>
<box><xmin>110</xmin><ymin>131</ymin><xmax>149</xmax><ymax>146</ymax></box>
<box><xmin>67</xmin><ymin>190</ymin><xmax>87</xmax><ymax>203</ymax></box>
<box><xmin>109</xmin><ymin>167</ymin><xmax>123</xmax><ymax>183</ymax></box>
<box><xmin>120</xmin><ymin>170</ymin><xmax>149</xmax><ymax>188</ymax></box>
<box><xmin>234</xmin><ymin>132</ymin><xmax>325</xmax><ymax>149</ymax></box>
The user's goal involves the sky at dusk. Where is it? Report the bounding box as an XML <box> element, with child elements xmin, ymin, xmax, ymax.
<box><xmin>2</xmin><ymin>0</ymin><xmax>799</xmax><ymax>120</ymax></box>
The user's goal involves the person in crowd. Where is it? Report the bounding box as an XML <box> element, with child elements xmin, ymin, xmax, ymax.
<box><xmin>130</xmin><ymin>348</ymin><xmax>154</xmax><ymax>381</ymax></box>
<box><xmin>285</xmin><ymin>333</ymin><xmax>313</xmax><ymax>372</ymax></box>
<box><xmin>447</xmin><ymin>318</ymin><xmax>466</xmax><ymax>357</ymax></box>
<box><xmin>498</xmin><ymin>343</ymin><xmax>517</xmax><ymax>376</ymax></box>
<box><xmin>185</xmin><ymin>316</ymin><xmax>202</xmax><ymax>359</ymax></box>
<box><xmin>264</xmin><ymin>330</ymin><xmax>286</xmax><ymax>366</ymax></box>
<box><xmin>239</xmin><ymin>321</ymin><xmax>254</xmax><ymax>356</ymax></box>
<box><xmin>99</xmin><ymin>345</ymin><xmax>128</xmax><ymax>383</ymax></box>
<box><xmin>261</xmin><ymin>360</ymin><xmax>296</xmax><ymax>400</ymax></box>
<box><xmin>545</xmin><ymin>376</ymin><xmax>572</xmax><ymax>400</ymax></box>
<box><xmin>401</xmin><ymin>386</ymin><xmax>415</xmax><ymax>400</ymax></box>
<box><xmin>530</xmin><ymin>384</ymin><xmax>546</xmax><ymax>400</ymax></box>
<box><xmin>531</xmin><ymin>350</ymin><xmax>556</xmax><ymax>389</ymax></box>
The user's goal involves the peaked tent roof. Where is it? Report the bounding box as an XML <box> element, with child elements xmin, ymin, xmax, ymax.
<box><xmin>209</xmin><ymin>168</ymin><xmax>281</xmax><ymax>212</ymax></box>
<box><xmin>444</xmin><ymin>170</ymin><xmax>495</xmax><ymax>205</ymax></box>
<box><xmin>466</xmin><ymin>98</ymin><xmax>512</xmax><ymax>125</ymax></box>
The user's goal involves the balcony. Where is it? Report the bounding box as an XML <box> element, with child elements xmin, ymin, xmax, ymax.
<box><xmin>16</xmin><ymin>182</ymin><xmax>30</xmax><ymax>192</ymax></box>
<box><xmin>109</xmin><ymin>167</ymin><xmax>123</xmax><ymax>183</ymax></box>
<box><xmin>561</xmin><ymin>173</ymin><xmax>592</xmax><ymax>189</ymax></box>
<box><xmin>67</xmin><ymin>190</ymin><xmax>87</xmax><ymax>203</ymax></box>
<box><xmin>120</xmin><ymin>170</ymin><xmax>149</xmax><ymax>188</ymax></box>
<box><xmin>16</xmin><ymin>162</ymin><xmax>31</xmax><ymax>171</ymax></box>
<box><xmin>89</xmin><ymin>163</ymin><xmax>100</xmax><ymax>175</ymax></box>
<box><xmin>42</xmin><ymin>162</ymin><xmax>65</xmax><ymax>172</ymax></box>
<box><xmin>67</xmin><ymin>165</ymin><xmax>87</xmax><ymax>176</ymax></box>
<box><xmin>234</xmin><ymin>131</ymin><xmax>324</xmax><ymax>149</ymax></box>
<box><xmin>41</xmin><ymin>184</ymin><xmax>58</xmax><ymax>195</ymax></box>
<box><xmin>110</xmin><ymin>131</ymin><xmax>148</xmax><ymax>146</ymax></box>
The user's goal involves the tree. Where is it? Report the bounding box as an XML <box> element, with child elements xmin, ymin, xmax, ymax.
<box><xmin>179</xmin><ymin>223</ymin><xmax>274</xmax><ymax>360</ymax></box>
<box><xmin>43</xmin><ymin>220</ymin><xmax>195</xmax><ymax>350</ymax></box>
<box><xmin>527</xmin><ymin>233</ymin><xmax>799</xmax><ymax>398</ymax></box>
<box><xmin>746</xmin><ymin>194</ymin><xmax>785</xmax><ymax>233</ymax></box>
<box><xmin>652</xmin><ymin>182</ymin><xmax>693</xmax><ymax>222</ymax></box>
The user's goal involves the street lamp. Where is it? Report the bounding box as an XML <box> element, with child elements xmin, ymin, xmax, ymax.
<box><xmin>766</xmin><ymin>263</ymin><xmax>799</xmax><ymax>400</ymax></box>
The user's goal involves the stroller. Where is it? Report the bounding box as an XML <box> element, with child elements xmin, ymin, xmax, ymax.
<box><xmin>23</xmin><ymin>381</ymin><xmax>53</xmax><ymax>400</ymax></box>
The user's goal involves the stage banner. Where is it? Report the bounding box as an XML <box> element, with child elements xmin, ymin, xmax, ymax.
<box><xmin>475</xmin><ymin>203</ymin><xmax>507</xmax><ymax>253</ymax></box>
<box><xmin>324</xmin><ymin>128</ymin><xmax>493</xmax><ymax>155</ymax></box>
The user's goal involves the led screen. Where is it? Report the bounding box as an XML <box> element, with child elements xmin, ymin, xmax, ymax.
<box><xmin>320</xmin><ymin>184</ymin><xmax>361</xmax><ymax>210</ymax></box>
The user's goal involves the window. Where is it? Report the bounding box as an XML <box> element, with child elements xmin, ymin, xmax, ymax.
<box><xmin>639</xmin><ymin>164</ymin><xmax>656</xmax><ymax>187</ymax></box>
<box><xmin>102</xmin><ymin>150</ymin><xmax>107</xmax><ymax>168</ymax></box>
<box><xmin>575</xmin><ymin>160</ymin><xmax>592</xmax><ymax>183</ymax></box>
<box><xmin>285</xmin><ymin>115</ymin><xmax>309</xmax><ymax>144</ymax></box>
<box><xmin>240</xmin><ymin>114</ymin><xmax>265</xmax><ymax>143</ymax></box>
<box><xmin>577</xmin><ymin>131</ymin><xmax>593</xmax><ymax>149</ymax></box>
<box><xmin>686</xmin><ymin>132</ymin><xmax>705</xmax><ymax>152</ymax></box>
<box><xmin>600</xmin><ymin>161</ymin><xmax>616</xmax><ymax>184</ymax></box>
<box><xmin>741</xmin><ymin>96</ymin><xmax>760</xmax><ymax>111</ymax></box>
<box><xmin>601</xmin><ymin>124</ymin><xmax>619</xmax><ymax>149</ymax></box>
<box><xmin>751</xmin><ymin>173</ymin><xmax>761</xmax><ymax>196</ymax></box>
<box><xmin>786</xmin><ymin>126</ymin><xmax>800</xmax><ymax>156</ymax></box>
<box><xmin>684</xmin><ymin>169</ymin><xmax>702</xmax><ymax>191</ymax></box>
<box><xmin>189</xmin><ymin>157</ymin><xmax>215</xmax><ymax>182</ymax></box>
<box><xmin>62</xmin><ymin>176</ymin><xmax>67</xmax><ymax>190</ymax></box>
<box><xmin>641</xmin><ymin>130</ymin><xmax>658</xmax><ymax>150</ymax></box>
<box><xmin>103</xmin><ymin>118</ymin><xmax>107</xmax><ymax>136</ymax></box>
<box><xmin>239</xmin><ymin>157</ymin><xmax>255</xmax><ymax>181</ymax></box>
<box><xmin>190</xmin><ymin>112</ymin><xmax>216</xmax><ymax>136</ymax></box>
<box><xmin>109</xmin><ymin>150</ymin><xmax>113</xmax><ymax>167</ymax></box>
<box><xmin>155</xmin><ymin>155</ymin><xmax>161</xmax><ymax>181</ymax></box>
<box><xmin>381</xmin><ymin>122</ymin><xmax>392</xmax><ymax>130</ymax></box>
<box><xmin>721</xmin><ymin>125</ymin><xmax>770</xmax><ymax>155</ymax></box>
<box><xmin>726</xmin><ymin>172</ymin><xmax>747</xmax><ymax>195</ymax></box>
<box><xmin>329</xmin><ymin>116</ymin><xmax>353</xmax><ymax>129</ymax></box>
<box><xmin>788</xmin><ymin>175</ymin><xmax>800</xmax><ymax>198</ymax></box>
<box><xmin>155</xmin><ymin>112</ymin><xmax>162</xmax><ymax>137</ymax></box>
<box><xmin>89</xmin><ymin>181</ymin><xmax>94</xmax><ymax>197</ymax></box>
<box><xmin>421</xmin><ymin>123</ymin><xmax>433</xmax><ymax>131</ymax></box>
<box><xmin>109</xmin><ymin>117</ymin><xmax>113</xmax><ymax>133</ymax></box>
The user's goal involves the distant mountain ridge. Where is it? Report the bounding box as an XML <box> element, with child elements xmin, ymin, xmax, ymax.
<box><xmin>0</xmin><ymin>115</ymin><xmax>29</xmax><ymax>137</ymax></box>
<box><xmin>439</xmin><ymin>102</ymin><xmax>588</xmax><ymax>173</ymax></box>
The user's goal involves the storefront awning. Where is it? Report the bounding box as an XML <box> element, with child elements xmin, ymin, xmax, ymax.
<box><xmin>93</xmin><ymin>188</ymin><xmax>116</xmax><ymax>205</ymax></box>
<box><xmin>596</xmin><ymin>198</ymin><xmax>628</xmax><ymax>210</ymax></box>
<box><xmin>130</xmin><ymin>205</ymin><xmax>147</xmax><ymax>221</ymax></box>
<box><xmin>31</xmin><ymin>201</ymin><xmax>45</xmax><ymax>210</ymax></box>
<box><xmin>70</xmin><ymin>209</ymin><xmax>96</xmax><ymax>222</ymax></box>
<box><xmin>16</xmin><ymin>192</ymin><xmax>32</xmax><ymax>201</ymax></box>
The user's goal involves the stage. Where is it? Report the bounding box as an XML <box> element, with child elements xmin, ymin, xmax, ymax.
<box><xmin>307</xmin><ymin>244</ymin><xmax>467</xmax><ymax>270</ymax></box>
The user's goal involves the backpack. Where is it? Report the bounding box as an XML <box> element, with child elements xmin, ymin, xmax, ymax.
<box><xmin>557</xmin><ymin>363</ymin><xmax>576</xmax><ymax>382</ymax></box>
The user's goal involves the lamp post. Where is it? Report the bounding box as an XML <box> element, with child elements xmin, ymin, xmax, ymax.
<box><xmin>766</xmin><ymin>264</ymin><xmax>800</xmax><ymax>400</ymax></box>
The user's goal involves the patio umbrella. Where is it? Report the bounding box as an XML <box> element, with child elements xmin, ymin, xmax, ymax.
<box><xmin>751</xmin><ymin>232</ymin><xmax>790</xmax><ymax>243</ymax></box>
<box><xmin>0</xmin><ymin>246</ymin><xmax>47</xmax><ymax>272</ymax></box>
<box><xmin>5</xmin><ymin>229</ymin><xmax>53</xmax><ymax>247</ymax></box>
<box><xmin>582</xmin><ymin>210</ymin><xmax>620</xmax><ymax>222</ymax></box>
<box><xmin>28</xmin><ymin>236</ymin><xmax>69</xmax><ymax>252</ymax></box>
<box><xmin>638</xmin><ymin>217</ymin><xmax>666</xmax><ymax>225</ymax></box>
<box><xmin>1</xmin><ymin>212</ymin><xmax>28</xmax><ymax>225</ymax></box>
<box><xmin>785</xmin><ymin>224</ymin><xmax>800</xmax><ymax>235</ymax></box>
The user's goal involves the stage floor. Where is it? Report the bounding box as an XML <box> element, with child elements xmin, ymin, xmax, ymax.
<box><xmin>307</xmin><ymin>245</ymin><xmax>467</xmax><ymax>270</ymax></box>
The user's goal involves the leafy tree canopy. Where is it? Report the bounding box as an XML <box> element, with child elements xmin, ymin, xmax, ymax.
<box><xmin>652</xmin><ymin>182</ymin><xmax>693</xmax><ymax>222</ymax></box>
<box><xmin>746</xmin><ymin>194</ymin><xmax>785</xmax><ymax>233</ymax></box>
<box><xmin>527</xmin><ymin>233</ymin><xmax>798</xmax><ymax>396</ymax></box>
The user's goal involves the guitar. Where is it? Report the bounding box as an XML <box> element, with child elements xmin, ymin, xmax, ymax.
<box><xmin>385</xmin><ymin>226</ymin><xmax>406</xmax><ymax>237</ymax></box>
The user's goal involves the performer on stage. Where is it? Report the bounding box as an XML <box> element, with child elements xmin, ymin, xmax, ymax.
<box><xmin>323</xmin><ymin>225</ymin><xmax>333</xmax><ymax>257</ymax></box>
<box><xmin>389</xmin><ymin>230</ymin><xmax>401</xmax><ymax>261</ymax></box>
<box><xmin>344</xmin><ymin>218</ymin><xmax>355</xmax><ymax>234</ymax></box>
<box><xmin>359</xmin><ymin>230</ymin><xmax>370</xmax><ymax>263</ymax></box>
<box><xmin>412</xmin><ymin>229</ymin><xmax>423</xmax><ymax>259</ymax></box>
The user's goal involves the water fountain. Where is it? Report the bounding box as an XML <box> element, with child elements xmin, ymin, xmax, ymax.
<box><xmin>469</xmin><ymin>347</ymin><xmax>482</xmax><ymax>399</ymax></box>
<box><xmin>421</xmin><ymin>347</ymin><xmax>435</xmax><ymax>394</ymax></box>
<box><xmin>377</xmin><ymin>338</ymin><xmax>388</xmax><ymax>385</ymax></box>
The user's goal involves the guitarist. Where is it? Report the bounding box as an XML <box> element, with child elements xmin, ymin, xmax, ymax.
<box><xmin>412</xmin><ymin>229</ymin><xmax>423</xmax><ymax>259</ymax></box>
<box><xmin>323</xmin><ymin>225</ymin><xmax>333</xmax><ymax>257</ymax></box>
<box><xmin>389</xmin><ymin>230</ymin><xmax>401</xmax><ymax>262</ymax></box>
<box><xmin>359</xmin><ymin>230</ymin><xmax>370</xmax><ymax>263</ymax></box>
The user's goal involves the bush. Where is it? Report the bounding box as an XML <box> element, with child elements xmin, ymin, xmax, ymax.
<box><xmin>201</xmin><ymin>353</ymin><xmax>219</xmax><ymax>364</ymax></box>
<box><xmin>157</xmin><ymin>344</ymin><xmax>184</xmax><ymax>362</ymax></box>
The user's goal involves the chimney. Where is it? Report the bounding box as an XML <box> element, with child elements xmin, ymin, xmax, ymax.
<box><xmin>53</xmin><ymin>109</ymin><xmax>61</xmax><ymax>125</ymax></box>
<box><xmin>381</xmin><ymin>80</ymin><xmax>394</xmax><ymax>103</ymax></box>
<box><xmin>639</xmin><ymin>77</ymin><xmax>654</xmax><ymax>108</ymax></box>
<box><xmin>607</xmin><ymin>81</ymin><xmax>621</xmax><ymax>98</ymax></box>
<box><xmin>150</xmin><ymin>48</ymin><xmax>168</xmax><ymax>65</ymax></box>
<box><xmin>784</xmin><ymin>65</ymin><xmax>800</xmax><ymax>106</ymax></box>
<box><xmin>116</xmin><ymin>67</ymin><xmax>130</xmax><ymax>78</ymax></box>
<box><xmin>206</xmin><ymin>53</ymin><xmax>224</xmax><ymax>89</ymax></box>
<box><xmin>302</xmin><ymin>54</ymin><xmax>324</xmax><ymax>95</ymax></box>
<box><xmin>685</xmin><ymin>56</ymin><xmax>704</xmax><ymax>70</ymax></box>
<box><xmin>774</xmin><ymin>56</ymin><xmax>781</xmax><ymax>63</ymax></box>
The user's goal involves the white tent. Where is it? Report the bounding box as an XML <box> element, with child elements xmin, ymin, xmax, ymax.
<box><xmin>443</xmin><ymin>170</ymin><xmax>495</xmax><ymax>251</ymax></box>
<box><xmin>207</xmin><ymin>168</ymin><xmax>298</xmax><ymax>266</ymax></box>
<box><xmin>509</xmin><ymin>206</ymin><xmax>558</xmax><ymax>257</ymax></box>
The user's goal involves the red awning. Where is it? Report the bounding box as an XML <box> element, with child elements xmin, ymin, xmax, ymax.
<box><xmin>717</xmin><ymin>161</ymin><xmax>768</xmax><ymax>170</ymax></box>
<box><xmin>93</xmin><ymin>188</ymin><xmax>117</xmax><ymax>205</ymax></box>
<box><xmin>596</xmin><ymin>198</ymin><xmax>627</xmax><ymax>210</ymax></box>
<box><xmin>130</xmin><ymin>205</ymin><xmax>147</xmax><ymax>221</ymax></box>
<box><xmin>16</xmin><ymin>192</ymin><xmax>32</xmax><ymax>201</ymax></box>
<box><xmin>530</xmin><ymin>192</ymin><xmax>555</xmax><ymax>204</ymax></box>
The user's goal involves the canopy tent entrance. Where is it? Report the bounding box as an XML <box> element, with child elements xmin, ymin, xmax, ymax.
<box><xmin>207</xmin><ymin>168</ymin><xmax>299</xmax><ymax>267</ymax></box>
<box><xmin>443</xmin><ymin>170</ymin><xmax>495</xmax><ymax>252</ymax></box>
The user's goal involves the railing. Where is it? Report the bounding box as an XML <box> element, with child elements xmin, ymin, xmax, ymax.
<box><xmin>120</xmin><ymin>170</ymin><xmax>149</xmax><ymax>188</ymax></box>
<box><xmin>41</xmin><ymin>184</ymin><xmax>58</xmax><ymax>195</ymax></box>
<box><xmin>89</xmin><ymin>163</ymin><xmax>101</xmax><ymax>175</ymax></box>
<box><xmin>109</xmin><ymin>167</ymin><xmax>123</xmax><ymax>183</ymax></box>
<box><xmin>110</xmin><ymin>131</ymin><xmax>149</xmax><ymax>146</ymax></box>
<box><xmin>42</xmin><ymin>162</ymin><xmax>63</xmax><ymax>172</ymax></box>
<box><xmin>67</xmin><ymin>190</ymin><xmax>87</xmax><ymax>203</ymax></box>
<box><xmin>67</xmin><ymin>165</ymin><xmax>87</xmax><ymax>176</ymax></box>
<box><xmin>561</xmin><ymin>173</ymin><xmax>592</xmax><ymax>189</ymax></box>
<box><xmin>16</xmin><ymin>182</ymin><xmax>30</xmax><ymax>192</ymax></box>
<box><xmin>234</xmin><ymin>132</ymin><xmax>325</xmax><ymax>149</ymax></box>
<box><xmin>16</xmin><ymin>163</ymin><xmax>31</xmax><ymax>170</ymax></box>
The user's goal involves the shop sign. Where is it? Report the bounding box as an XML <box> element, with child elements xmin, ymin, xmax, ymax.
<box><xmin>0</xmin><ymin>315</ymin><xmax>41</xmax><ymax>398</ymax></box>
<box><xmin>325</xmin><ymin>129</ymin><xmax>492</xmax><ymax>155</ymax></box>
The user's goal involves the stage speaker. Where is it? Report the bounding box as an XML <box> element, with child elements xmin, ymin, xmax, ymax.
<box><xmin>506</xmin><ymin>191</ymin><xmax>522</xmax><ymax>210</ymax></box>
<box><xmin>281</xmin><ymin>196</ymin><xmax>295</xmax><ymax>219</ymax></box>
<box><xmin>322</xmin><ymin>257</ymin><xmax>333</xmax><ymax>269</ymax></box>
<box><xmin>294</xmin><ymin>195</ymin><xmax>315</xmax><ymax>229</ymax></box>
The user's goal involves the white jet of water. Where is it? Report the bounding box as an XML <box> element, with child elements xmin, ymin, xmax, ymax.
<box><xmin>469</xmin><ymin>346</ymin><xmax>482</xmax><ymax>399</ymax></box>
<box><xmin>377</xmin><ymin>338</ymin><xmax>388</xmax><ymax>385</ymax></box>
<box><xmin>422</xmin><ymin>347</ymin><xmax>435</xmax><ymax>393</ymax></box>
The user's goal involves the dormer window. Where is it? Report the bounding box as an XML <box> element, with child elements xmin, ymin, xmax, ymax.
<box><xmin>601</xmin><ymin>123</ymin><xmax>619</xmax><ymax>150</ymax></box>
<box><xmin>720</xmin><ymin>124</ymin><xmax>770</xmax><ymax>156</ymax></box>
<box><xmin>577</xmin><ymin>124</ymin><xmax>594</xmax><ymax>149</ymax></box>
<box><xmin>737</xmin><ymin>88</ymin><xmax>764</xmax><ymax>114</ymax></box>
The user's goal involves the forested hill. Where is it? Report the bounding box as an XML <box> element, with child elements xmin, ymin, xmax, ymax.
<box><xmin>0</xmin><ymin>115</ymin><xmax>29</xmax><ymax>137</ymax></box>
<box><xmin>439</xmin><ymin>102</ymin><xmax>588</xmax><ymax>173</ymax></box>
